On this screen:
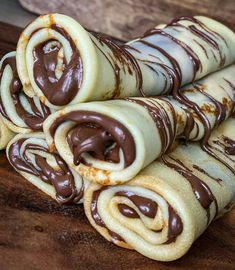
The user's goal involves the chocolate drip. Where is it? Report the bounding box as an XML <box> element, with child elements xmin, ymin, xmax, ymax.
<box><xmin>50</xmin><ymin>111</ymin><xmax>136</xmax><ymax>167</ymax></box>
<box><xmin>162</xmin><ymin>155</ymin><xmax>218</xmax><ymax>223</ymax></box>
<box><xmin>8</xmin><ymin>138</ymin><xmax>82</xmax><ymax>204</ymax></box>
<box><xmin>166</xmin><ymin>204</ymin><xmax>183</xmax><ymax>243</ymax></box>
<box><xmin>0</xmin><ymin>56</ymin><xmax>51</xmax><ymax>130</ymax></box>
<box><xmin>68</xmin><ymin>125</ymin><xmax>118</xmax><ymax>165</ymax></box>
<box><xmin>33</xmin><ymin>25</ymin><xmax>82</xmax><ymax>106</ymax></box>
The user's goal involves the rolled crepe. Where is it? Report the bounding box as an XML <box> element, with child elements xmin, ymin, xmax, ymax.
<box><xmin>84</xmin><ymin>117</ymin><xmax>235</xmax><ymax>261</ymax></box>
<box><xmin>17</xmin><ymin>14</ymin><xmax>235</xmax><ymax>108</ymax></box>
<box><xmin>43</xmin><ymin>65</ymin><xmax>235</xmax><ymax>185</ymax></box>
<box><xmin>0</xmin><ymin>118</ymin><xmax>15</xmax><ymax>150</ymax></box>
<box><xmin>6</xmin><ymin>132</ymin><xmax>90</xmax><ymax>204</ymax></box>
<box><xmin>0</xmin><ymin>52</ymin><xmax>52</xmax><ymax>133</ymax></box>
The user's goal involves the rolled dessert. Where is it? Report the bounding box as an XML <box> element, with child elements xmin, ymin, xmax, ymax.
<box><xmin>6</xmin><ymin>132</ymin><xmax>90</xmax><ymax>204</ymax></box>
<box><xmin>43</xmin><ymin>64</ymin><xmax>235</xmax><ymax>185</ymax></box>
<box><xmin>16</xmin><ymin>14</ymin><xmax>235</xmax><ymax>109</ymax></box>
<box><xmin>0</xmin><ymin>118</ymin><xmax>15</xmax><ymax>150</ymax></box>
<box><xmin>0</xmin><ymin>52</ymin><xmax>52</xmax><ymax>133</ymax></box>
<box><xmin>84</xmin><ymin>117</ymin><xmax>235</xmax><ymax>261</ymax></box>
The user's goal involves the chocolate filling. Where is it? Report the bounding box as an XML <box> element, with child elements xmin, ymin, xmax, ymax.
<box><xmin>49</xmin><ymin>111</ymin><xmax>136</xmax><ymax>167</ymax></box>
<box><xmin>33</xmin><ymin>25</ymin><xmax>82</xmax><ymax>106</ymax></box>
<box><xmin>91</xmin><ymin>188</ymin><xmax>125</xmax><ymax>242</ymax></box>
<box><xmin>8</xmin><ymin>138</ymin><xmax>83</xmax><ymax>204</ymax></box>
<box><xmin>0</xmin><ymin>56</ymin><xmax>51</xmax><ymax>130</ymax></box>
<box><xmin>115</xmin><ymin>191</ymin><xmax>158</xmax><ymax>218</ymax></box>
<box><xmin>91</xmin><ymin>188</ymin><xmax>183</xmax><ymax>243</ymax></box>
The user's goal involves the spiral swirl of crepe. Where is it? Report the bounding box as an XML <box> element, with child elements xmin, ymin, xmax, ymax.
<box><xmin>6</xmin><ymin>132</ymin><xmax>90</xmax><ymax>204</ymax></box>
<box><xmin>0</xmin><ymin>118</ymin><xmax>15</xmax><ymax>150</ymax></box>
<box><xmin>43</xmin><ymin>64</ymin><xmax>235</xmax><ymax>185</ymax></box>
<box><xmin>16</xmin><ymin>14</ymin><xmax>235</xmax><ymax>109</ymax></box>
<box><xmin>0</xmin><ymin>52</ymin><xmax>52</xmax><ymax>134</ymax></box>
<box><xmin>84</xmin><ymin>117</ymin><xmax>235</xmax><ymax>261</ymax></box>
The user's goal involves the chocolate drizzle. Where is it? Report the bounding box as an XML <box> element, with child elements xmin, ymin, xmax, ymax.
<box><xmin>172</xmin><ymin>80</ymin><xmax>235</xmax><ymax>176</ymax></box>
<box><xmin>212</xmin><ymin>136</ymin><xmax>235</xmax><ymax>160</ymax></box>
<box><xmin>0</xmin><ymin>56</ymin><xmax>51</xmax><ymax>130</ymax></box>
<box><xmin>91</xmin><ymin>32</ymin><xmax>143</xmax><ymax>98</ymax></box>
<box><xmin>33</xmin><ymin>25</ymin><xmax>83</xmax><ymax>106</ymax></box>
<box><xmin>50</xmin><ymin>111</ymin><xmax>136</xmax><ymax>167</ymax></box>
<box><xmin>8</xmin><ymin>138</ymin><xmax>83</xmax><ymax>204</ymax></box>
<box><xmin>128</xmin><ymin>16</ymin><xmax>229</xmax><ymax>95</ymax></box>
<box><xmin>192</xmin><ymin>164</ymin><xmax>222</xmax><ymax>184</ymax></box>
<box><xmin>222</xmin><ymin>136</ymin><xmax>235</xmax><ymax>155</ymax></box>
<box><xmin>162</xmin><ymin>155</ymin><xmax>218</xmax><ymax>224</ymax></box>
<box><xmin>170</xmin><ymin>16</ymin><xmax>226</xmax><ymax>67</ymax></box>
<box><xmin>127</xmin><ymin>98</ymin><xmax>177</xmax><ymax>155</ymax></box>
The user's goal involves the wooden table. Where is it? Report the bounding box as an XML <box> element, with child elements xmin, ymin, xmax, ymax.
<box><xmin>0</xmin><ymin>22</ymin><xmax>235</xmax><ymax>270</ymax></box>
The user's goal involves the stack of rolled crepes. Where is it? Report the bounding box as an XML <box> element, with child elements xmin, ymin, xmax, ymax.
<box><xmin>1</xmin><ymin>13</ymin><xmax>235</xmax><ymax>261</ymax></box>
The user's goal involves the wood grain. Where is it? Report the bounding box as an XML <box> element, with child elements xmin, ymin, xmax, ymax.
<box><xmin>0</xmin><ymin>21</ymin><xmax>235</xmax><ymax>269</ymax></box>
<box><xmin>19</xmin><ymin>0</ymin><xmax>235</xmax><ymax>40</ymax></box>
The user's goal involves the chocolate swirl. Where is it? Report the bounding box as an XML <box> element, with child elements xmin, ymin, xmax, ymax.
<box><xmin>33</xmin><ymin>25</ymin><xmax>83</xmax><ymax>106</ymax></box>
<box><xmin>0</xmin><ymin>55</ymin><xmax>51</xmax><ymax>131</ymax></box>
<box><xmin>91</xmin><ymin>187</ymin><xmax>183</xmax><ymax>244</ymax></box>
<box><xmin>49</xmin><ymin>110</ymin><xmax>136</xmax><ymax>167</ymax></box>
<box><xmin>8</xmin><ymin>138</ymin><xmax>83</xmax><ymax>204</ymax></box>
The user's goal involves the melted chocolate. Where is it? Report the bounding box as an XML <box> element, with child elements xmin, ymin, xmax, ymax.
<box><xmin>115</xmin><ymin>191</ymin><xmax>158</xmax><ymax>218</ymax></box>
<box><xmin>0</xmin><ymin>56</ymin><xmax>51</xmax><ymax>130</ymax></box>
<box><xmin>93</xmin><ymin>33</ymin><xmax>143</xmax><ymax>98</ymax></box>
<box><xmin>50</xmin><ymin>111</ymin><xmax>136</xmax><ymax>167</ymax></box>
<box><xmin>127</xmin><ymin>98</ymin><xmax>177</xmax><ymax>155</ymax></box>
<box><xmin>132</xmin><ymin>16</ymin><xmax>229</xmax><ymax>95</ymax></box>
<box><xmin>91</xmin><ymin>188</ymin><xmax>183</xmax><ymax>243</ymax></box>
<box><xmin>172</xmin><ymin>81</ymin><xmax>235</xmax><ymax>176</ymax></box>
<box><xmin>117</xmin><ymin>204</ymin><xmax>139</xmax><ymax>218</ymax></box>
<box><xmin>162</xmin><ymin>155</ymin><xmax>218</xmax><ymax>223</ymax></box>
<box><xmin>170</xmin><ymin>16</ymin><xmax>225</xmax><ymax>67</ymax></box>
<box><xmin>8</xmin><ymin>138</ymin><xmax>82</xmax><ymax>204</ymax></box>
<box><xmin>91</xmin><ymin>188</ymin><xmax>125</xmax><ymax>242</ymax></box>
<box><xmin>223</xmin><ymin>136</ymin><xmax>235</xmax><ymax>155</ymax></box>
<box><xmin>166</xmin><ymin>204</ymin><xmax>183</xmax><ymax>243</ymax></box>
<box><xmin>116</xmin><ymin>191</ymin><xmax>183</xmax><ymax>242</ymax></box>
<box><xmin>33</xmin><ymin>25</ymin><xmax>82</xmax><ymax>106</ymax></box>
